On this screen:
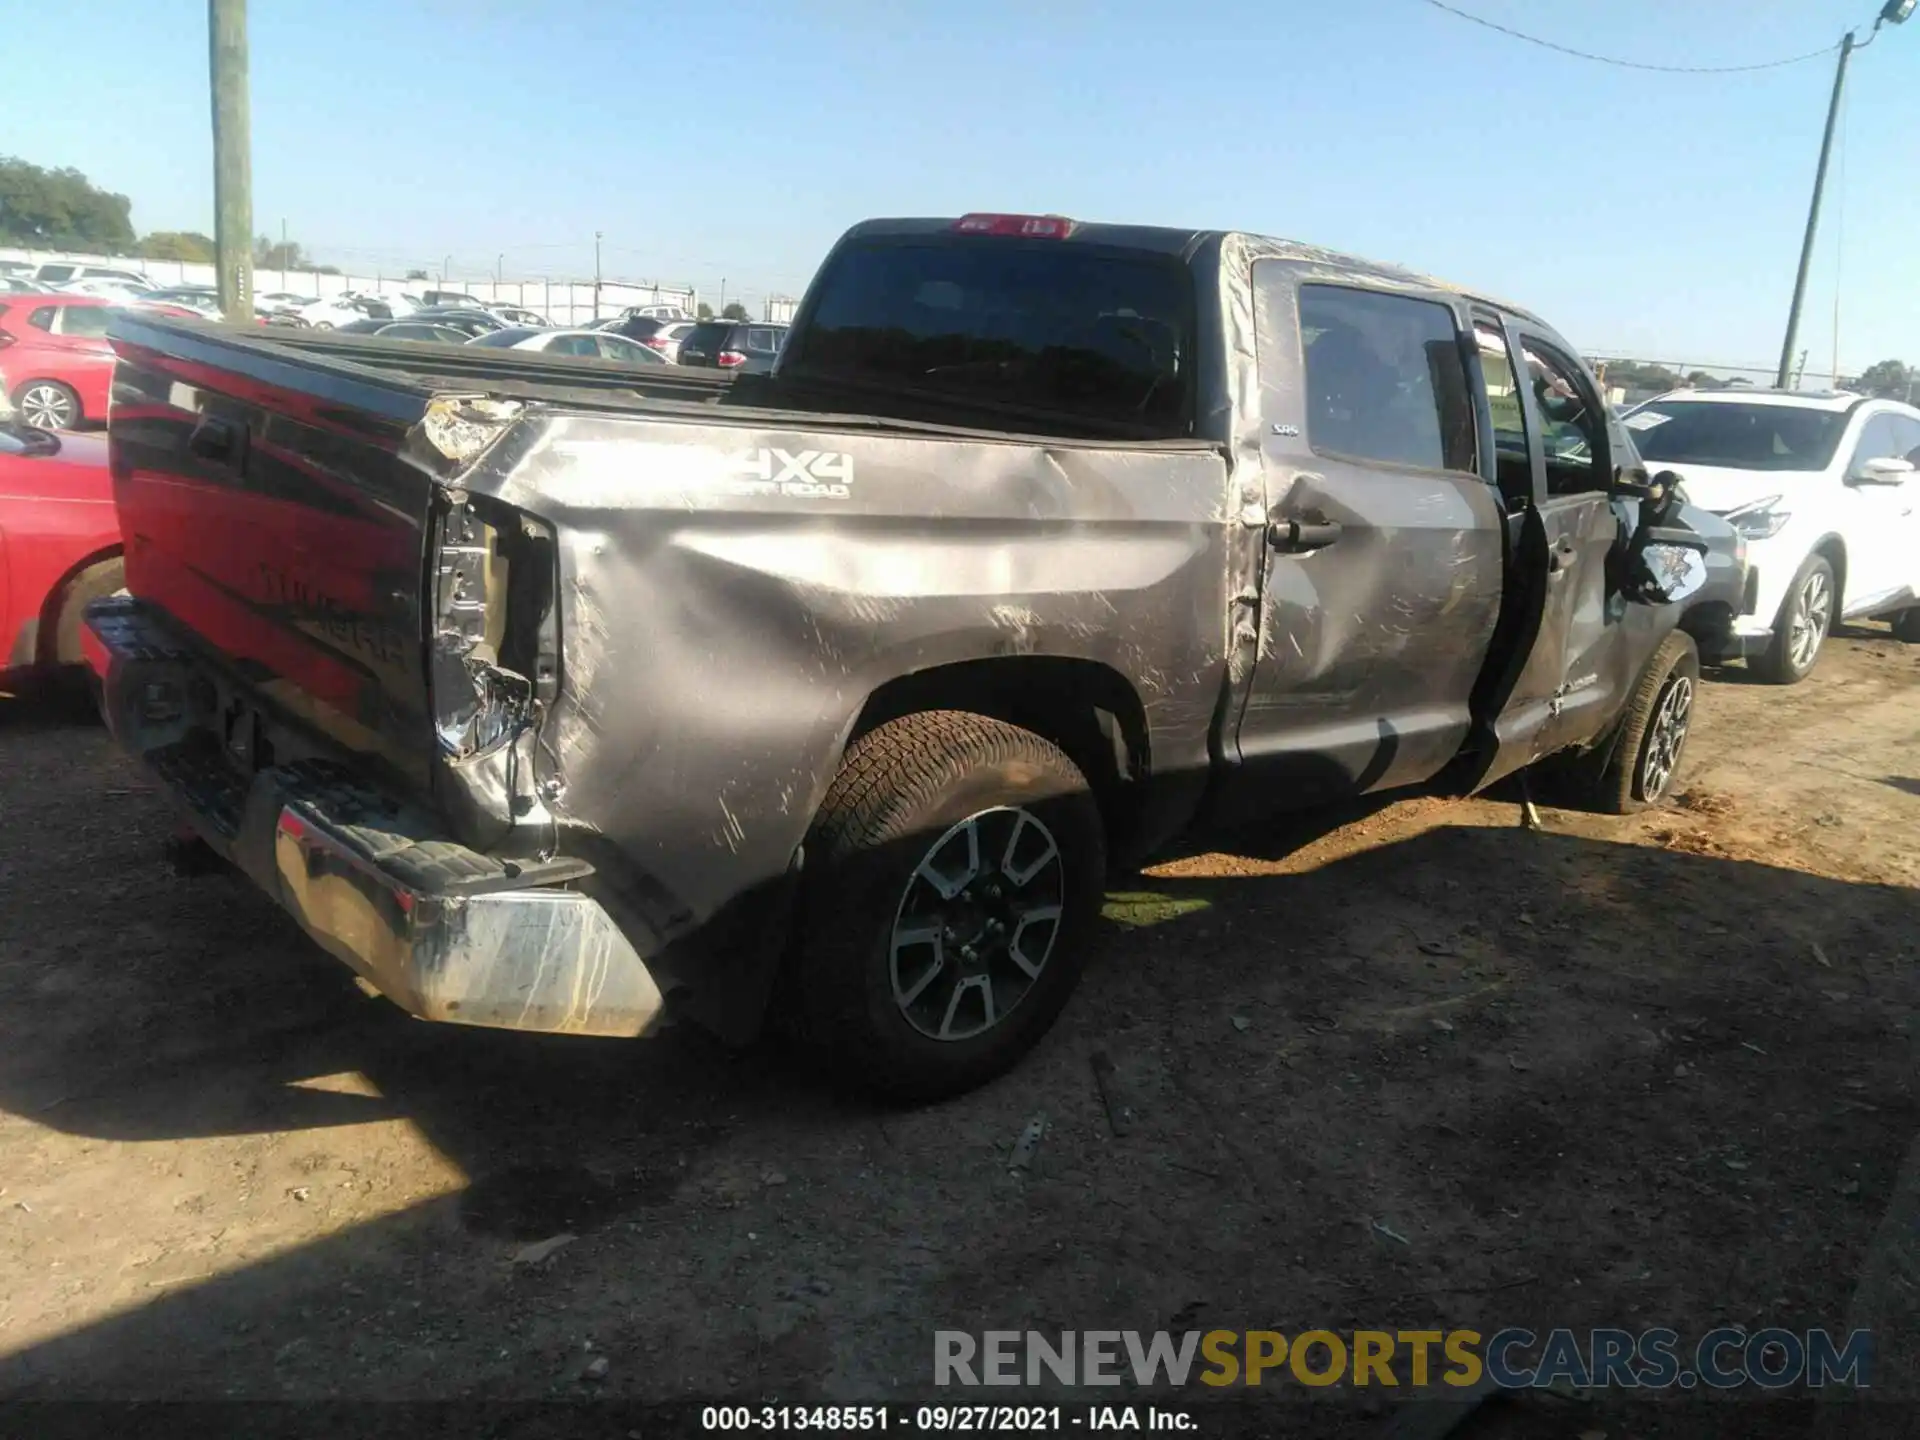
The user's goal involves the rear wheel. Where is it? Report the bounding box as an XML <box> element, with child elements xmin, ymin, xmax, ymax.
<box><xmin>1892</xmin><ymin>608</ymin><xmax>1920</xmax><ymax>644</ymax></box>
<box><xmin>790</xmin><ymin>710</ymin><xmax>1106</xmax><ymax>1101</ymax></box>
<box><xmin>1755</xmin><ymin>555</ymin><xmax>1834</xmax><ymax>684</ymax></box>
<box><xmin>1585</xmin><ymin>631</ymin><xmax>1700</xmax><ymax>815</ymax></box>
<box><xmin>14</xmin><ymin>380</ymin><xmax>80</xmax><ymax>431</ymax></box>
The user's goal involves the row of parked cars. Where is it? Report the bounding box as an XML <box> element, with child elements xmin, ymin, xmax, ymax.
<box><xmin>333</xmin><ymin>304</ymin><xmax>793</xmax><ymax>376</ymax></box>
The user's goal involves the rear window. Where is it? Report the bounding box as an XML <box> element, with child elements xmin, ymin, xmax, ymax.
<box><xmin>682</xmin><ymin>321</ymin><xmax>732</xmax><ymax>352</ymax></box>
<box><xmin>784</xmin><ymin>238</ymin><xmax>1196</xmax><ymax>435</ymax></box>
<box><xmin>1625</xmin><ymin>401</ymin><xmax>1849</xmax><ymax>473</ymax></box>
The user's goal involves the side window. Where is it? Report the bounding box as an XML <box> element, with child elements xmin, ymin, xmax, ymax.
<box><xmin>57</xmin><ymin>305</ymin><xmax>115</xmax><ymax>338</ymax></box>
<box><xmin>1475</xmin><ymin>321</ymin><xmax>1532</xmax><ymax>510</ymax></box>
<box><xmin>1518</xmin><ymin>340</ymin><xmax>1606</xmax><ymax>496</ymax></box>
<box><xmin>1299</xmin><ymin>285</ymin><xmax>1475</xmax><ymax>474</ymax></box>
<box><xmin>28</xmin><ymin>306</ymin><xmax>55</xmax><ymax>332</ymax></box>
<box><xmin>1847</xmin><ymin>415</ymin><xmax>1903</xmax><ymax>474</ymax></box>
<box><xmin>1891</xmin><ymin>416</ymin><xmax>1920</xmax><ymax>468</ymax></box>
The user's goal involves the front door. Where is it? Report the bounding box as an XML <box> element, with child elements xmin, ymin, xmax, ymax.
<box><xmin>1836</xmin><ymin>411</ymin><xmax>1920</xmax><ymax>616</ymax></box>
<box><xmin>1233</xmin><ymin>269</ymin><xmax>1509</xmax><ymax>807</ymax></box>
<box><xmin>1461</xmin><ymin>316</ymin><xmax>1626</xmax><ymax>791</ymax></box>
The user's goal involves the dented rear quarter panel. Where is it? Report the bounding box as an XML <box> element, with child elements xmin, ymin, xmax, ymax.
<box><xmin>464</xmin><ymin>413</ymin><xmax>1235</xmax><ymax>941</ymax></box>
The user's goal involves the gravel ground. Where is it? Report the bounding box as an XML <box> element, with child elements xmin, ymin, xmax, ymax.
<box><xmin>0</xmin><ymin>626</ymin><xmax>1916</xmax><ymax>1438</ymax></box>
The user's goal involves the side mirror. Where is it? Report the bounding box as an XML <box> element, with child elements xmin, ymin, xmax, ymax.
<box><xmin>1619</xmin><ymin>469</ymin><xmax>1707</xmax><ymax>606</ymax></box>
<box><xmin>1847</xmin><ymin>456</ymin><xmax>1915</xmax><ymax>486</ymax></box>
<box><xmin>1623</xmin><ymin>540</ymin><xmax>1709</xmax><ymax>607</ymax></box>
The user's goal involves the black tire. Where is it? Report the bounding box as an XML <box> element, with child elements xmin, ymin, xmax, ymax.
<box><xmin>1588</xmin><ymin>631</ymin><xmax>1700</xmax><ymax>815</ymax></box>
<box><xmin>48</xmin><ymin>556</ymin><xmax>125</xmax><ymax>669</ymax></box>
<box><xmin>1754</xmin><ymin>554</ymin><xmax>1836</xmax><ymax>684</ymax></box>
<box><xmin>790</xmin><ymin>710</ymin><xmax>1106</xmax><ymax>1101</ymax></box>
<box><xmin>1892</xmin><ymin>608</ymin><xmax>1920</xmax><ymax>644</ymax></box>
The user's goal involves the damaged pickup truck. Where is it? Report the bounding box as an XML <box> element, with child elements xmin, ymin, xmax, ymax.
<box><xmin>90</xmin><ymin>212</ymin><xmax>1713</xmax><ymax>1098</ymax></box>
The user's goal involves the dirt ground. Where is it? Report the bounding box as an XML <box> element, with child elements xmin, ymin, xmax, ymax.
<box><xmin>0</xmin><ymin>627</ymin><xmax>1916</xmax><ymax>1438</ymax></box>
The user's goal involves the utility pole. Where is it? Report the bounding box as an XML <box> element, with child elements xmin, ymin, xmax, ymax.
<box><xmin>279</xmin><ymin>216</ymin><xmax>287</xmax><ymax>289</ymax></box>
<box><xmin>1776</xmin><ymin>2</ymin><xmax>1912</xmax><ymax>389</ymax></box>
<box><xmin>1775</xmin><ymin>32</ymin><xmax>1851</xmax><ymax>389</ymax></box>
<box><xmin>593</xmin><ymin>231</ymin><xmax>603</xmax><ymax>320</ymax></box>
<box><xmin>209</xmin><ymin>0</ymin><xmax>253</xmax><ymax>321</ymax></box>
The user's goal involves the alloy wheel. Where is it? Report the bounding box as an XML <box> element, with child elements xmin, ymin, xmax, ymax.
<box><xmin>1639</xmin><ymin>674</ymin><xmax>1694</xmax><ymax>801</ymax></box>
<box><xmin>18</xmin><ymin>384</ymin><xmax>76</xmax><ymax>431</ymax></box>
<box><xmin>888</xmin><ymin>805</ymin><xmax>1066</xmax><ymax>1043</ymax></box>
<box><xmin>1788</xmin><ymin>571</ymin><xmax>1832</xmax><ymax>671</ymax></box>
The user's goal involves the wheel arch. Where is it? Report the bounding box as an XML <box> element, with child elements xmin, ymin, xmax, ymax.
<box><xmin>1808</xmin><ymin>533</ymin><xmax>1847</xmax><ymax>612</ymax></box>
<box><xmin>36</xmin><ymin>545</ymin><xmax>124</xmax><ymax>666</ymax></box>
<box><xmin>844</xmin><ymin>655</ymin><xmax>1153</xmax><ymax>859</ymax></box>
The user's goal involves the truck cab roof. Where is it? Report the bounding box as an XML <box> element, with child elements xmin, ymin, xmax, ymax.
<box><xmin>835</xmin><ymin>215</ymin><xmax>1546</xmax><ymax>329</ymax></box>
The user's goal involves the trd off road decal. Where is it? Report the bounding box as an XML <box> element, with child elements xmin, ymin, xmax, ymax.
<box><xmin>723</xmin><ymin>448</ymin><xmax>854</xmax><ymax>500</ymax></box>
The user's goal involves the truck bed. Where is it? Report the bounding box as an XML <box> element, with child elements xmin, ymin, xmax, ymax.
<box><xmin>115</xmin><ymin>316</ymin><xmax>1218</xmax><ymax>447</ymax></box>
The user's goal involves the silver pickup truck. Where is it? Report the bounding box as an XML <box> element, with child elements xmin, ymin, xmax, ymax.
<box><xmin>90</xmin><ymin>212</ymin><xmax>1714</xmax><ymax>1098</ymax></box>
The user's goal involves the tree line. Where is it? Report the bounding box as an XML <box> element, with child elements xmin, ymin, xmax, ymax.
<box><xmin>1</xmin><ymin>155</ymin><xmax>335</xmax><ymax>271</ymax></box>
<box><xmin>1600</xmin><ymin>356</ymin><xmax>1916</xmax><ymax>402</ymax></box>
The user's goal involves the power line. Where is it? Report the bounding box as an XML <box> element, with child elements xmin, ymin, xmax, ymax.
<box><xmin>1417</xmin><ymin>0</ymin><xmax>1841</xmax><ymax>73</ymax></box>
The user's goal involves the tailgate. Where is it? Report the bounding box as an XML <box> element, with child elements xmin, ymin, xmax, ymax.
<box><xmin>106</xmin><ymin>314</ymin><xmax>446</xmax><ymax>785</ymax></box>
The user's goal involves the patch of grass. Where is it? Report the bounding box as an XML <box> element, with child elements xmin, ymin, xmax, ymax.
<box><xmin>1101</xmin><ymin>891</ymin><xmax>1211</xmax><ymax>928</ymax></box>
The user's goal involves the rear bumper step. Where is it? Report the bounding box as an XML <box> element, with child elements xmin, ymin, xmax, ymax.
<box><xmin>85</xmin><ymin>596</ymin><xmax>666</xmax><ymax>1038</ymax></box>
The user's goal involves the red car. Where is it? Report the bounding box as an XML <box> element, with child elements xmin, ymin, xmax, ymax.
<box><xmin>0</xmin><ymin>295</ymin><xmax>200</xmax><ymax>432</ymax></box>
<box><xmin>0</xmin><ymin>295</ymin><xmax>120</xmax><ymax>431</ymax></box>
<box><xmin>0</xmin><ymin>424</ymin><xmax>122</xmax><ymax>681</ymax></box>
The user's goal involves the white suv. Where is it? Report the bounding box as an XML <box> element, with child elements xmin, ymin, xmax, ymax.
<box><xmin>1623</xmin><ymin>389</ymin><xmax>1920</xmax><ymax>682</ymax></box>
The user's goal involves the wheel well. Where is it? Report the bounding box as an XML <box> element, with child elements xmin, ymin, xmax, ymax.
<box><xmin>37</xmin><ymin>547</ymin><xmax>123</xmax><ymax>666</ymax></box>
<box><xmin>847</xmin><ymin>657</ymin><xmax>1151</xmax><ymax>851</ymax></box>
<box><xmin>1811</xmin><ymin>535</ymin><xmax>1847</xmax><ymax>611</ymax></box>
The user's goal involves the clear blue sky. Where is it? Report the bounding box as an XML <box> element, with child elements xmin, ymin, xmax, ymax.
<box><xmin>11</xmin><ymin>0</ymin><xmax>1916</xmax><ymax>375</ymax></box>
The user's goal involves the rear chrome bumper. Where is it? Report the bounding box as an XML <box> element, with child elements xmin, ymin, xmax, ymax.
<box><xmin>273</xmin><ymin>803</ymin><xmax>664</xmax><ymax>1035</ymax></box>
<box><xmin>86</xmin><ymin>595</ymin><xmax>666</xmax><ymax>1038</ymax></box>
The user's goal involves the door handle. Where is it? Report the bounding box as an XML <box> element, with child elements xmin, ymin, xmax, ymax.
<box><xmin>1268</xmin><ymin>519</ymin><xmax>1344</xmax><ymax>553</ymax></box>
<box><xmin>186</xmin><ymin>415</ymin><xmax>246</xmax><ymax>471</ymax></box>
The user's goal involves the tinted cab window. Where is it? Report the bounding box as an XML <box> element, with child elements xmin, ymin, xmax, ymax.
<box><xmin>784</xmin><ymin>238</ymin><xmax>1196</xmax><ymax>435</ymax></box>
<box><xmin>1298</xmin><ymin>284</ymin><xmax>1475</xmax><ymax>474</ymax></box>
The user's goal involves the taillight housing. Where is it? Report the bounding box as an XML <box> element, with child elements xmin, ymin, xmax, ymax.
<box><xmin>428</xmin><ymin>494</ymin><xmax>560</xmax><ymax>760</ymax></box>
<box><xmin>718</xmin><ymin>349</ymin><xmax>747</xmax><ymax>367</ymax></box>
